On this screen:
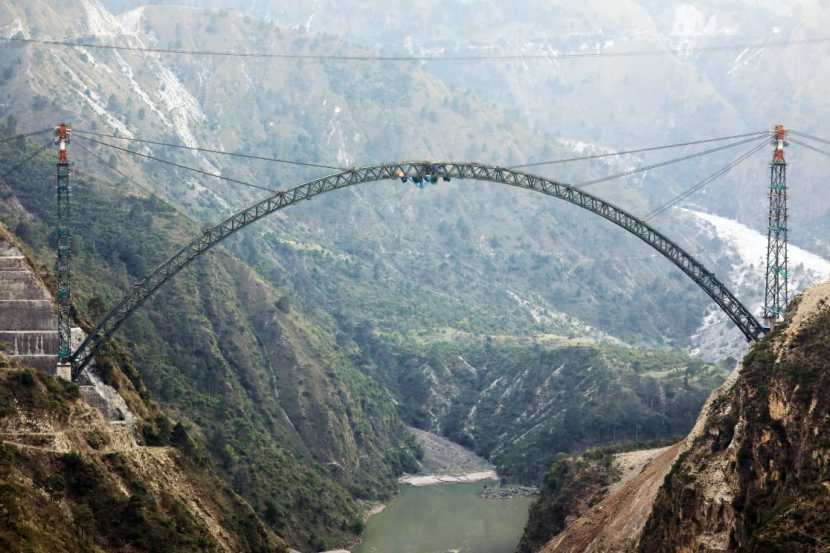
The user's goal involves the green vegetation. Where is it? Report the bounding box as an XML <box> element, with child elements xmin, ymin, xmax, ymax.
<box><xmin>350</xmin><ymin>331</ymin><xmax>725</xmax><ymax>483</ymax></box>
<box><xmin>517</xmin><ymin>449</ymin><xmax>618</xmax><ymax>553</ymax></box>
<box><xmin>0</xmin><ymin>367</ymin><xmax>285</xmax><ymax>553</ymax></box>
<box><xmin>0</xmin><ymin>133</ymin><xmax>417</xmax><ymax>550</ymax></box>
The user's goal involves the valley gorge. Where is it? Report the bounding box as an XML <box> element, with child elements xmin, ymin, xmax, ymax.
<box><xmin>1</xmin><ymin>0</ymin><xmax>830</xmax><ymax>552</ymax></box>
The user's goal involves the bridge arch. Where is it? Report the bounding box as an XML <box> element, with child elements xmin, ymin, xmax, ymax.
<box><xmin>70</xmin><ymin>161</ymin><xmax>766</xmax><ymax>376</ymax></box>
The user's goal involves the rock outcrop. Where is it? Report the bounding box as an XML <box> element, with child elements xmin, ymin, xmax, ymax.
<box><xmin>639</xmin><ymin>282</ymin><xmax>830</xmax><ymax>552</ymax></box>
<box><xmin>524</xmin><ymin>283</ymin><xmax>830</xmax><ymax>552</ymax></box>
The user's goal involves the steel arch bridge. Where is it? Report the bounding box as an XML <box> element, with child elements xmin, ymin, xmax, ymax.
<box><xmin>69</xmin><ymin>161</ymin><xmax>767</xmax><ymax>377</ymax></box>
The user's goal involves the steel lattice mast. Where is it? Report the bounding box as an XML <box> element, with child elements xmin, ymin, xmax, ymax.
<box><xmin>763</xmin><ymin>125</ymin><xmax>788</xmax><ymax>326</ymax></box>
<box><xmin>55</xmin><ymin>123</ymin><xmax>72</xmax><ymax>376</ymax></box>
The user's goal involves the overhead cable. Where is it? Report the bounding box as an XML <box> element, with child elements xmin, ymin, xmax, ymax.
<box><xmin>790</xmin><ymin>130</ymin><xmax>830</xmax><ymax>147</ymax></box>
<box><xmin>75</xmin><ymin>140</ymin><xmax>195</xmax><ymax>220</ymax></box>
<box><xmin>573</xmin><ymin>134</ymin><xmax>769</xmax><ymax>189</ymax></box>
<box><xmin>643</xmin><ymin>138</ymin><xmax>769</xmax><ymax>221</ymax></box>
<box><xmin>788</xmin><ymin>137</ymin><xmax>830</xmax><ymax>159</ymax></box>
<box><xmin>510</xmin><ymin>131</ymin><xmax>769</xmax><ymax>169</ymax></box>
<box><xmin>0</xmin><ymin>128</ymin><xmax>51</xmax><ymax>145</ymax></box>
<box><xmin>0</xmin><ymin>144</ymin><xmax>50</xmax><ymax>182</ymax></box>
<box><xmin>77</xmin><ymin>135</ymin><xmax>278</xmax><ymax>194</ymax></box>
<box><xmin>74</xmin><ymin>129</ymin><xmax>344</xmax><ymax>170</ymax></box>
<box><xmin>2</xmin><ymin>36</ymin><xmax>829</xmax><ymax>63</ymax></box>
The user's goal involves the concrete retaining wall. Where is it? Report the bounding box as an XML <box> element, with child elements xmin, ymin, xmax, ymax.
<box><xmin>0</xmin><ymin>239</ymin><xmax>58</xmax><ymax>371</ymax></box>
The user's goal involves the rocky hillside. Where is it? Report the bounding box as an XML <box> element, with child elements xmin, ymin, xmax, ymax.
<box><xmin>517</xmin><ymin>442</ymin><xmax>679</xmax><ymax>553</ymax></box>
<box><xmin>639</xmin><ymin>282</ymin><xmax>830</xmax><ymax>552</ymax></box>
<box><xmin>0</xmin><ymin>228</ymin><xmax>285</xmax><ymax>552</ymax></box>
<box><xmin>0</xmin><ymin>362</ymin><xmax>286</xmax><ymax>553</ymax></box>
<box><xmin>359</xmin><ymin>333</ymin><xmax>727</xmax><ymax>483</ymax></box>
<box><xmin>520</xmin><ymin>280</ymin><xmax>830</xmax><ymax>552</ymax></box>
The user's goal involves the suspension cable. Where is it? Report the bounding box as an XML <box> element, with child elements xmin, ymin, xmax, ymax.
<box><xmin>509</xmin><ymin>131</ymin><xmax>769</xmax><ymax>169</ymax></box>
<box><xmin>0</xmin><ymin>128</ymin><xmax>51</xmax><ymax>145</ymax></box>
<box><xmin>790</xmin><ymin>130</ymin><xmax>830</xmax><ymax>147</ymax></box>
<box><xmin>75</xmin><ymin>140</ymin><xmax>196</xmax><ymax>221</ymax></box>
<box><xmin>77</xmin><ymin>135</ymin><xmax>279</xmax><ymax>194</ymax></box>
<box><xmin>2</xmin><ymin>36</ymin><xmax>829</xmax><ymax>63</ymax></box>
<box><xmin>643</xmin><ymin>138</ymin><xmax>769</xmax><ymax>221</ymax></box>
<box><xmin>788</xmin><ymin>137</ymin><xmax>830</xmax><ymax>159</ymax></box>
<box><xmin>74</xmin><ymin>129</ymin><xmax>344</xmax><ymax>170</ymax></box>
<box><xmin>573</xmin><ymin>134</ymin><xmax>768</xmax><ymax>190</ymax></box>
<box><xmin>0</xmin><ymin>144</ymin><xmax>50</xmax><ymax>182</ymax></box>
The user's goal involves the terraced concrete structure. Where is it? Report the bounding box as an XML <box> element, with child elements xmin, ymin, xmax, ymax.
<box><xmin>0</xmin><ymin>235</ymin><xmax>134</xmax><ymax>422</ymax></box>
<box><xmin>0</xmin><ymin>238</ymin><xmax>59</xmax><ymax>372</ymax></box>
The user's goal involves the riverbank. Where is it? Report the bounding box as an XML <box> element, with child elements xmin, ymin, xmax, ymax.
<box><xmin>400</xmin><ymin>469</ymin><xmax>499</xmax><ymax>486</ymax></box>
<box><xmin>480</xmin><ymin>484</ymin><xmax>540</xmax><ymax>500</ymax></box>
<box><xmin>400</xmin><ymin>426</ymin><xmax>497</xmax><ymax>485</ymax></box>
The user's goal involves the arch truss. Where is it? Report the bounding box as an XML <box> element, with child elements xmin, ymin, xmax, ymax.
<box><xmin>70</xmin><ymin>162</ymin><xmax>766</xmax><ymax>377</ymax></box>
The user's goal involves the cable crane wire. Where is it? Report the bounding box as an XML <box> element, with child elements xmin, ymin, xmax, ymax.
<box><xmin>2</xmin><ymin>35</ymin><xmax>829</xmax><ymax>63</ymax></box>
<box><xmin>643</xmin><ymin>138</ymin><xmax>770</xmax><ymax>221</ymax></box>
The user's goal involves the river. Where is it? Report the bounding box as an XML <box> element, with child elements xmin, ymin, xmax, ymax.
<box><xmin>353</xmin><ymin>428</ymin><xmax>535</xmax><ymax>553</ymax></box>
<box><xmin>355</xmin><ymin>480</ymin><xmax>534</xmax><ymax>553</ymax></box>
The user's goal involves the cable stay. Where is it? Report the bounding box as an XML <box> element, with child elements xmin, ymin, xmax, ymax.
<box><xmin>0</xmin><ymin>128</ymin><xmax>51</xmax><ymax>145</ymax></box>
<box><xmin>790</xmin><ymin>130</ymin><xmax>830</xmax><ymax>147</ymax></box>
<box><xmin>2</xmin><ymin>35</ymin><xmax>829</xmax><ymax>63</ymax></box>
<box><xmin>75</xmin><ymin>140</ymin><xmax>198</xmax><ymax>222</ymax></box>
<box><xmin>788</xmin><ymin>137</ymin><xmax>830</xmax><ymax>159</ymax></box>
<box><xmin>509</xmin><ymin>131</ymin><xmax>769</xmax><ymax>169</ymax></box>
<box><xmin>74</xmin><ymin>129</ymin><xmax>344</xmax><ymax>171</ymax></box>
<box><xmin>643</xmin><ymin>138</ymin><xmax>770</xmax><ymax>222</ymax></box>
<box><xmin>0</xmin><ymin>144</ymin><xmax>50</xmax><ymax>182</ymax></box>
<box><xmin>573</xmin><ymin>134</ymin><xmax>768</xmax><ymax>189</ymax></box>
<box><xmin>77</xmin><ymin>135</ymin><xmax>278</xmax><ymax>194</ymax></box>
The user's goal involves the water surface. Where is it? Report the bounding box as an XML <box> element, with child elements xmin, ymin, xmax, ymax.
<box><xmin>355</xmin><ymin>481</ymin><xmax>533</xmax><ymax>553</ymax></box>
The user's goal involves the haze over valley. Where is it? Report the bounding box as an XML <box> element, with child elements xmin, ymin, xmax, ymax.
<box><xmin>0</xmin><ymin>1</ymin><xmax>829</xmax><ymax>552</ymax></box>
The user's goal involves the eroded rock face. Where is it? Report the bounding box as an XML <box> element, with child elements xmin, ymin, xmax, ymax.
<box><xmin>639</xmin><ymin>283</ymin><xmax>830</xmax><ymax>553</ymax></box>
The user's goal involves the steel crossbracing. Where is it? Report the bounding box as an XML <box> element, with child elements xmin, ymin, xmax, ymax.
<box><xmin>56</xmin><ymin>161</ymin><xmax>72</xmax><ymax>361</ymax></box>
<box><xmin>69</xmin><ymin>162</ymin><xmax>767</xmax><ymax>377</ymax></box>
<box><xmin>763</xmin><ymin>162</ymin><xmax>788</xmax><ymax>323</ymax></box>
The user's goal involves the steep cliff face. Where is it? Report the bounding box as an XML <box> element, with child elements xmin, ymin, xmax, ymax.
<box><xmin>520</xmin><ymin>281</ymin><xmax>830</xmax><ymax>553</ymax></box>
<box><xmin>639</xmin><ymin>283</ymin><xmax>830</xmax><ymax>552</ymax></box>
<box><xmin>517</xmin><ymin>449</ymin><xmax>620</xmax><ymax>553</ymax></box>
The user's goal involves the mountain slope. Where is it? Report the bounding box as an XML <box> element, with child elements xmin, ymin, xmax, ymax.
<box><xmin>0</xmin><ymin>0</ymin><xmax>732</xmax><ymax>348</ymax></box>
<box><xmin>355</xmin><ymin>332</ymin><xmax>726</xmax><ymax>483</ymax></box>
<box><xmin>0</xmin><ymin>134</ymin><xmax>419</xmax><ymax>551</ymax></box>
<box><xmin>521</xmin><ymin>281</ymin><xmax>830</xmax><ymax>552</ymax></box>
<box><xmin>639</xmin><ymin>282</ymin><xmax>830</xmax><ymax>552</ymax></box>
<box><xmin>0</xmin><ymin>226</ymin><xmax>285</xmax><ymax>553</ymax></box>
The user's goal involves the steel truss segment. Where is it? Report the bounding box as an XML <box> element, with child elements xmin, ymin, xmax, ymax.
<box><xmin>70</xmin><ymin>161</ymin><xmax>766</xmax><ymax>375</ymax></box>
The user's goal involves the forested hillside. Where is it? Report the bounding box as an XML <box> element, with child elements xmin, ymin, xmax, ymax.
<box><xmin>0</xmin><ymin>134</ymin><xmax>419</xmax><ymax>551</ymax></box>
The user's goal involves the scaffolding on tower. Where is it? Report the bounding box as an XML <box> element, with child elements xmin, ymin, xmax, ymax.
<box><xmin>763</xmin><ymin>124</ymin><xmax>788</xmax><ymax>327</ymax></box>
<box><xmin>55</xmin><ymin>123</ymin><xmax>72</xmax><ymax>376</ymax></box>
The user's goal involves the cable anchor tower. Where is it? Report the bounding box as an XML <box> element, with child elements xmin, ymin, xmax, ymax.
<box><xmin>763</xmin><ymin>124</ymin><xmax>789</xmax><ymax>327</ymax></box>
<box><xmin>54</xmin><ymin>123</ymin><xmax>72</xmax><ymax>379</ymax></box>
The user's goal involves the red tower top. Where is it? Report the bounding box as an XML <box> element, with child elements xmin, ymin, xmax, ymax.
<box><xmin>55</xmin><ymin>123</ymin><xmax>71</xmax><ymax>163</ymax></box>
<box><xmin>773</xmin><ymin>124</ymin><xmax>786</xmax><ymax>164</ymax></box>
